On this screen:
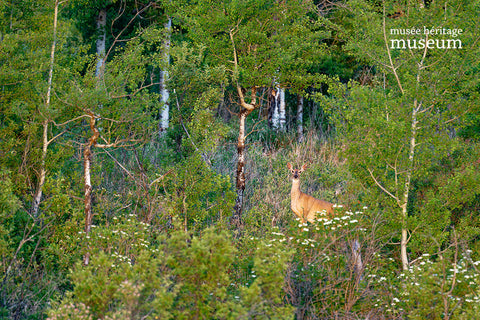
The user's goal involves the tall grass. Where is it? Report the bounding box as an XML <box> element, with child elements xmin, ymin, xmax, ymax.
<box><xmin>212</xmin><ymin>128</ymin><xmax>349</xmax><ymax>229</ymax></box>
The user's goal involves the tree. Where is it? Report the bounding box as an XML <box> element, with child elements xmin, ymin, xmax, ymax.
<box><xmin>58</xmin><ymin>0</ymin><xmax>168</xmax><ymax>264</ymax></box>
<box><xmin>268</xmin><ymin>85</ymin><xmax>286</xmax><ymax>131</ymax></box>
<box><xmin>75</xmin><ymin>26</ymin><xmax>163</xmax><ymax>263</ymax></box>
<box><xmin>176</xmin><ymin>0</ymin><xmax>329</xmax><ymax>229</ymax></box>
<box><xmin>296</xmin><ymin>94</ymin><xmax>304</xmax><ymax>142</ymax></box>
<box><xmin>0</xmin><ymin>0</ymin><xmax>88</xmax><ymax>316</ymax></box>
<box><xmin>31</xmin><ymin>0</ymin><xmax>68</xmax><ymax>217</ymax></box>
<box><xmin>329</xmin><ymin>0</ymin><xmax>479</xmax><ymax>270</ymax></box>
<box><xmin>159</xmin><ymin>17</ymin><xmax>171</xmax><ymax>134</ymax></box>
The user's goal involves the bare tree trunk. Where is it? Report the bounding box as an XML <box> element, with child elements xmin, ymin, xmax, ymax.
<box><xmin>83</xmin><ymin>143</ymin><xmax>92</xmax><ymax>266</ymax></box>
<box><xmin>32</xmin><ymin>121</ymin><xmax>48</xmax><ymax>217</ymax></box>
<box><xmin>83</xmin><ymin>113</ymin><xmax>99</xmax><ymax>266</ymax></box>
<box><xmin>278</xmin><ymin>87</ymin><xmax>286</xmax><ymax>131</ymax></box>
<box><xmin>83</xmin><ymin>7</ymin><xmax>105</xmax><ymax>265</ymax></box>
<box><xmin>400</xmin><ymin>100</ymin><xmax>419</xmax><ymax>270</ymax></box>
<box><xmin>159</xmin><ymin>17</ymin><xmax>171</xmax><ymax>134</ymax></box>
<box><xmin>352</xmin><ymin>239</ymin><xmax>363</xmax><ymax>276</ymax></box>
<box><xmin>381</xmin><ymin>4</ymin><xmax>427</xmax><ymax>270</ymax></box>
<box><xmin>231</xmin><ymin>109</ymin><xmax>250</xmax><ymax>229</ymax></box>
<box><xmin>95</xmin><ymin>8</ymin><xmax>106</xmax><ymax>78</ymax></box>
<box><xmin>268</xmin><ymin>87</ymin><xmax>279</xmax><ymax>129</ymax></box>
<box><xmin>229</xmin><ymin>30</ymin><xmax>257</xmax><ymax>230</ymax></box>
<box><xmin>268</xmin><ymin>86</ymin><xmax>286</xmax><ymax>131</ymax></box>
<box><xmin>32</xmin><ymin>0</ymin><xmax>61</xmax><ymax>217</ymax></box>
<box><xmin>297</xmin><ymin>95</ymin><xmax>304</xmax><ymax>142</ymax></box>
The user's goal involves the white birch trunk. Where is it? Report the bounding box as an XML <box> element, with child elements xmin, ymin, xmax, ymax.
<box><xmin>278</xmin><ymin>87</ymin><xmax>286</xmax><ymax>131</ymax></box>
<box><xmin>32</xmin><ymin>120</ymin><xmax>49</xmax><ymax>217</ymax></box>
<box><xmin>297</xmin><ymin>95</ymin><xmax>304</xmax><ymax>142</ymax></box>
<box><xmin>83</xmin><ymin>144</ymin><xmax>92</xmax><ymax>266</ymax></box>
<box><xmin>270</xmin><ymin>88</ymin><xmax>280</xmax><ymax>129</ymax></box>
<box><xmin>400</xmin><ymin>100</ymin><xmax>419</xmax><ymax>270</ymax></box>
<box><xmin>32</xmin><ymin>0</ymin><xmax>59</xmax><ymax>216</ymax></box>
<box><xmin>352</xmin><ymin>239</ymin><xmax>363</xmax><ymax>275</ymax></box>
<box><xmin>269</xmin><ymin>86</ymin><xmax>285</xmax><ymax>131</ymax></box>
<box><xmin>159</xmin><ymin>18</ymin><xmax>171</xmax><ymax>133</ymax></box>
<box><xmin>95</xmin><ymin>8</ymin><xmax>106</xmax><ymax>78</ymax></box>
<box><xmin>232</xmin><ymin>109</ymin><xmax>248</xmax><ymax>228</ymax></box>
<box><xmin>83</xmin><ymin>113</ymin><xmax>99</xmax><ymax>266</ymax></box>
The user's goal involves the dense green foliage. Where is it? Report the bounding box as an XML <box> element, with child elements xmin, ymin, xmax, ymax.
<box><xmin>0</xmin><ymin>0</ymin><xmax>479</xmax><ymax>319</ymax></box>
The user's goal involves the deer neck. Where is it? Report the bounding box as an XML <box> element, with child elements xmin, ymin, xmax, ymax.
<box><xmin>291</xmin><ymin>179</ymin><xmax>302</xmax><ymax>202</ymax></box>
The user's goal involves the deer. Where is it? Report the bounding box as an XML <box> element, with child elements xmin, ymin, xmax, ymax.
<box><xmin>287</xmin><ymin>162</ymin><xmax>364</xmax><ymax>276</ymax></box>
<box><xmin>287</xmin><ymin>163</ymin><xmax>334</xmax><ymax>223</ymax></box>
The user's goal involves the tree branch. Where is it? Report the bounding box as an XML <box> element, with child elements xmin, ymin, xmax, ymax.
<box><xmin>101</xmin><ymin>2</ymin><xmax>153</xmax><ymax>73</ymax></box>
<box><xmin>102</xmin><ymin>148</ymin><xmax>134</xmax><ymax>178</ymax></box>
<box><xmin>382</xmin><ymin>3</ymin><xmax>404</xmax><ymax>94</ymax></box>
<box><xmin>149</xmin><ymin>169</ymin><xmax>173</xmax><ymax>188</ymax></box>
<box><xmin>229</xmin><ymin>26</ymin><xmax>256</xmax><ymax>112</ymax></box>
<box><xmin>173</xmin><ymin>90</ymin><xmax>211</xmax><ymax>166</ymax></box>
<box><xmin>367</xmin><ymin>167</ymin><xmax>400</xmax><ymax>205</ymax></box>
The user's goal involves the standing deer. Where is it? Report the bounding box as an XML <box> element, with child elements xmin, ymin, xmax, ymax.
<box><xmin>287</xmin><ymin>162</ymin><xmax>363</xmax><ymax>275</ymax></box>
<box><xmin>287</xmin><ymin>163</ymin><xmax>334</xmax><ymax>223</ymax></box>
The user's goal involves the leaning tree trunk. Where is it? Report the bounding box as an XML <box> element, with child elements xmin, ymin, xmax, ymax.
<box><xmin>32</xmin><ymin>0</ymin><xmax>61</xmax><ymax>217</ymax></box>
<box><xmin>32</xmin><ymin>120</ymin><xmax>49</xmax><ymax>217</ymax></box>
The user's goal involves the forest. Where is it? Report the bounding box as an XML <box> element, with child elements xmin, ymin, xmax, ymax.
<box><xmin>0</xmin><ymin>0</ymin><xmax>479</xmax><ymax>319</ymax></box>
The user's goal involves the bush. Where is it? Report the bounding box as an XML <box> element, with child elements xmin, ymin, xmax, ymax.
<box><xmin>48</xmin><ymin>217</ymin><xmax>295</xmax><ymax>319</ymax></box>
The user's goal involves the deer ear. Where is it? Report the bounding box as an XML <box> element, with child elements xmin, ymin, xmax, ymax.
<box><xmin>287</xmin><ymin>162</ymin><xmax>293</xmax><ymax>170</ymax></box>
<box><xmin>300</xmin><ymin>164</ymin><xmax>308</xmax><ymax>172</ymax></box>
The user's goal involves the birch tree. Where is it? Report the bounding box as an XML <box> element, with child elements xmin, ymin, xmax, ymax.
<box><xmin>332</xmin><ymin>0</ymin><xmax>479</xmax><ymax>270</ymax></box>
<box><xmin>0</xmin><ymin>0</ymin><xmax>81</xmax><ymax>218</ymax></box>
<box><xmin>60</xmin><ymin>0</ymin><xmax>166</xmax><ymax>264</ymax></box>
<box><xmin>159</xmin><ymin>17</ymin><xmax>171</xmax><ymax>134</ymax></box>
<box><xmin>296</xmin><ymin>95</ymin><xmax>304</xmax><ymax>142</ymax></box>
<box><xmin>95</xmin><ymin>7</ymin><xmax>106</xmax><ymax>77</ymax></box>
<box><xmin>268</xmin><ymin>85</ymin><xmax>286</xmax><ymax>131</ymax></box>
<box><xmin>0</xmin><ymin>0</ymin><xmax>87</xmax><ymax>316</ymax></box>
<box><xmin>31</xmin><ymin>0</ymin><xmax>68</xmax><ymax>217</ymax></box>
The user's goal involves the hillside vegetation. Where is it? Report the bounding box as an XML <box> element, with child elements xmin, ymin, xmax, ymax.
<box><xmin>1</xmin><ymin>0</ymin><xmax>479</xmax><ymax>319</ymax></box>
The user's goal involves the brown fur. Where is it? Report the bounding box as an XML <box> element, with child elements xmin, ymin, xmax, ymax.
<box><xmin>287</xmin><ymin>163</ymin><xmax>334</xmax><ymax>223</ymax></box>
